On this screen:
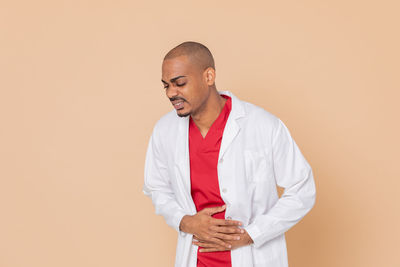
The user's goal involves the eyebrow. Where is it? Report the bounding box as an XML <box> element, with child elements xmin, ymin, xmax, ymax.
<box><xmin>161</xmin><ymin>75</ymin><xmax>186</xmax><ymax>84</ymax></box>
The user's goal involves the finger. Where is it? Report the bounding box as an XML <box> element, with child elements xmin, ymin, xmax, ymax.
<box><xmin>192</xmin><ymin>240</ymin><xmax>221</xmax><ymax>248</ymax></box>
<box><xmin>214</xmin><ymin>232</ymin><xmax>241</xmax><ymax>241</ymax></box>
<box><xmin>215</xmin><ymin>225</ymin><xmax>245</xmax><ymax>234</ymax></box>
<box><xmin>207</xmin><ymin>237</ymin><xmax>232</xmax><ymax>249</ymax></box>
<box><xmin>192</xmin><ymin>234</ymin><xmax>208</xmax><ymax>243</ymax></box>
<box><xmin>199</xmin><ymin>247</ymin><xmax>229</xmax><ymax>253</ymax></box>
<box><xmin>203</xmin><ymin>205</ymin><xmax>226</xmax><ymax>216</ymax></box>
<box><xmin>212</xmin><ymin>218</ymin><xmax>242</xmax><ymax>226</ymax></box>
<box><xmin>193</xmin><ymin>240</ymin><xmax>228</xmax><ymax>252</ymax></box>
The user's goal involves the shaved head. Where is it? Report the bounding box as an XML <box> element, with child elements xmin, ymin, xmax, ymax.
<box><xmin>163</xmin><ymin>41</ymin><xmax>215</xmax><ymax>71</ymax></box>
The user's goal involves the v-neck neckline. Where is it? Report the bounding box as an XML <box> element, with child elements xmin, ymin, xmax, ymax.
<box><xmin>189</xmin><ymin>95</ymin><xmax>230</xmax><ymax>141</ymax></box>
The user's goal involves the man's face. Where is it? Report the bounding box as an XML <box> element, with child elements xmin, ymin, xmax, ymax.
<box><xmin>161</xmin><ymin>55</ymin><xmax>208</xmax><ymax>117</ymax></box>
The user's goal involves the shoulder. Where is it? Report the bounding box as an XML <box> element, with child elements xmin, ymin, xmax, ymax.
<box><xmin>240</xmin><ymin>100</ymin><xmax>296</xmax><ymax>145</ymax></box>
<box><xmin>241</xmin><ymin>100</ymin><xmax>281</xmax><ymax>130</ymax></box>
<box><xmin>149</xmin><ymin>109</ymin><xmax>182</xmax><ymax>152</ymax></box>
<box><xmin>152</xmin><ymin>109</ymin><xmax>179</xmax><ymax>134</ymax></box>
<box><xmin>235</xmin><ymin>99</ymin><xmax>284</xmax><ymax>149</ymax></box>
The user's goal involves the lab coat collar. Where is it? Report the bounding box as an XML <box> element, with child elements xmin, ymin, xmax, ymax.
<box><xmin>174</xmin><ymin>90</ymin><xmax>245</xmax><ymax>210</ymax></box>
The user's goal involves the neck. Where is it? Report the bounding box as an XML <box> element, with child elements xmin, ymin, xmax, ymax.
<box><xmin>190</xmin><ymin>90</ymin><xmax>226</xmax><ymax>132</ymax></box>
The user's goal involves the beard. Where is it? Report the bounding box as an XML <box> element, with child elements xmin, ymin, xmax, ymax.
<box><xmin>176</xmin><ymin>110</ymin><xmax>190</xmax><ymax>117</ymax></box>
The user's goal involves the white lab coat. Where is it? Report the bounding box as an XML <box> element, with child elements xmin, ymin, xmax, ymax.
<box><xmin>143</xmin><ymin>90</ymin><xmax>316</xmax><ymax>267</ymax></box>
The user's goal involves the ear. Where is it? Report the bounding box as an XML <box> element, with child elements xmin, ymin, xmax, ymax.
<box><xmin>203</xmin><ymin>67</ymin><xmax>216</xmax><ymax>86</ymax></box>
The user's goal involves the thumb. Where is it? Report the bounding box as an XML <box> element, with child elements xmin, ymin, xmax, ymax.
<box><xmin>206</xmin><ymin>205</ymin><xmax>226</xmax><ymax>216</ymax></box>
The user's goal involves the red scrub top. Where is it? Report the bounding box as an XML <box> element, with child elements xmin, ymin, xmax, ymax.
<box><xmin>189</xmin><ymin>94</ymin><xmax>232</xmax><ymax>267</ymax></box>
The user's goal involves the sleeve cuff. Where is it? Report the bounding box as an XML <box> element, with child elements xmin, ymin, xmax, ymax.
<box><xmin>243</xmin><ymin>222</ymin><xmax>263</xmax><ymax>248</ymax></box>
<box><xmin>172</xmin><ymin>210</ymin><xmax>189</xmax><ymax>237</ymax></box>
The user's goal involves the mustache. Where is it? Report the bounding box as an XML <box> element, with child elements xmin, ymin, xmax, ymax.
<box><xmin>170</xmin><ymin>97</ymin><xmax>186</xmax><ymax>102</ymax></box>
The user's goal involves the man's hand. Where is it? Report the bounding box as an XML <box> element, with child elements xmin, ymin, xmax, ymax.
<box><xmin>179</xmin><ymin>205</ymin><xmax>244</xmax><ymax>250</ymax></box>
<box><xmin>192</xmin><ymin>229</ymin><xmax>254</xmax><ymax>252</ymax></box>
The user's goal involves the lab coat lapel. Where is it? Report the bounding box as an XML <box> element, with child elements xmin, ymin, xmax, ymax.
<box><xmin>174</xmin><ymin>115</ymin><xmax>195</xmax><ymax>211</ymax></box>
<box><xmin>218</xmin><ymin>90</ymin><xmax>245</xmax><ymax>162</ymax></box>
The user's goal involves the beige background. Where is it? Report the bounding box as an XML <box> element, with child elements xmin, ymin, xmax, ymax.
<box><xmin>1</xmin><ymin>1</ymin><xmax>399</xmax><ymax>266</ymax></box>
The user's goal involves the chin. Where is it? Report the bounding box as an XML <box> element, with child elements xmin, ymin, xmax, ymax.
<box><xmin>176</xmin><ymin>109</ymin><xmax>191</xmax><ymax>117</ymax></box>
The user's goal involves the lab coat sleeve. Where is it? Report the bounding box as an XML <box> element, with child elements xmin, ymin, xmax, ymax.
<box><xmin>243</xmin><ymin>118</ymin><xmax>316</xmax><ymax>248</ymax></box>
<box><xmin>142</xmin><ymin>126</ymin><xmax>190</xmax><ymax>237</ymax></box>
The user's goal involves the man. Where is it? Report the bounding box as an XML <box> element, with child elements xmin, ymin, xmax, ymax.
<box><xmin>142</xmin><ymin>41</ymin><xmax>316</xmax><ymax>267</ymax></box>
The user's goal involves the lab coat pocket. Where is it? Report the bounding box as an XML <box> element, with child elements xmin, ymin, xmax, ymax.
<box><xmin>244</xmin><ymin>149</ymin><xmax>273</xmax><ymax>183</ymax></box>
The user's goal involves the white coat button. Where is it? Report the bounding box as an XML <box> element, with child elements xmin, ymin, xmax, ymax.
<box><xmin>222</xmin><ymin>188</ymin><xmax>227</xmax><ymax>193</ymax></box>
<box><xmin>219</xmin><ymin>158</ymin><xmax>224</xmax><ymax>163</ymax></box>
<box><xmin>227</xmin><ymin>216</ymin><xmax>232</xmax><ymax>220</ymax></box>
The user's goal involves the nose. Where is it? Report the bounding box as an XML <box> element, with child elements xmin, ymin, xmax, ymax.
<box><xmin>166</xmin><ymin>85</ymin><xmax>178</xmax><ymax>99</ymax></box>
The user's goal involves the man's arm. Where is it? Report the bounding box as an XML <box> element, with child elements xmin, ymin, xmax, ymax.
<box><xmin>142</xmin><ymin>127</ymin><xmax>190</xmax><ymax>237</ymax></box>
<box><xmin>243</xmin><ymin>118</ymin><xmax>317</xmax><ymax>249</ymax></box>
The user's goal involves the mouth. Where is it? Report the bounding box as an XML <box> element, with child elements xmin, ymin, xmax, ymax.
<box><xmin>173</xmin><ymin>101</ymin><xmax>184</xmax><ymax>110</ymax></box>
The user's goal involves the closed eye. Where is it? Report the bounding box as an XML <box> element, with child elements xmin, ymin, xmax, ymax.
<box><xmin>163</xmin><ymin>82</ymin><xmax>186</xmax><ymax>89</ymax></box>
